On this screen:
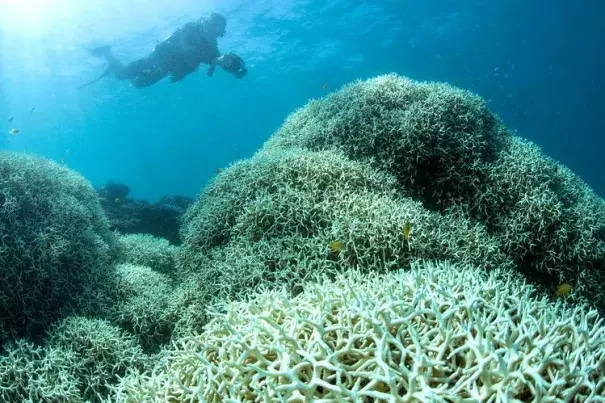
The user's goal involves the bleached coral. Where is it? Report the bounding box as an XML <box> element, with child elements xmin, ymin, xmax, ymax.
<box><xmin>261</xmin><ymin>74</ymin><xmax>605</xmax><ymax>312</ymax></box>
<box><xmin>117</xmin><ymin>233</ymin><xmax>178</xmax><ymax>276</ymax></box>
<box><xmin>177</xmin><ymin>148</ymin><xmax>510</xmax><ymax>331</ymax></box>
<box><xmin>113</xmin><ymin>261</ymin><xmax>605</xmax><ymax>402</ymax></box>
<box><xmin>110</xmin><ymin>264</ymin><xmax>178</xmax><ymax>352</ymax></box>
<box><xmin>0</xmin><ymin>151</ymin><xmax>117</xmax><ymax>341</ymax></box>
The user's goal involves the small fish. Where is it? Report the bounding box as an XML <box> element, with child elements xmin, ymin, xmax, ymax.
<box><xmin>9</xmin><ymin>128</ymin><xmax>19</xmax><ymax>135</ymax></box>
<box><xmin>216</xmin><ymin>168</ymin><xmax>223</xmax><ymax>174</ymax></box>
<box><xmin>516</xmin><ymin>111</ymin><xmax>525</xmax><ymax>120</ymax></box>
<box><xmin>403</xmin><ymin>222</ymin><xmax>412</xmax><ymax>241</ymax></box>
<box><xmin>328</xmin><ymin>241</ymin><xmax>346</xmax><ymax>254</ymax></box>
<box><xmin>114</xmin><ymin>197</ymin><xmax>122</xmax><ymax>204</ymax></box>
<box><xmin>322</xmin><ymin>83</ymin><xmax>328</xmax><ymax>90</ymax></box>
<box><xmin>30</xmin><ymin>107</ymin><xmax>35</xmax><ymax>113</ymax></box>
<box><xmin>555</xmin><ymin>283</ymin><xmax>572</xmax><ymax>297</ymax></box>
<box><xmin>7</xmin><ymin>116</ymin><xmax>13</xmax><ymax>123</ymax></box>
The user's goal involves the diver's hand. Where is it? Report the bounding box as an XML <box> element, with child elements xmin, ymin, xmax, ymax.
<box><xmin>216</xmin><ymin>53</ymin><xmax>247</xmax><ymax>78</ymax></box>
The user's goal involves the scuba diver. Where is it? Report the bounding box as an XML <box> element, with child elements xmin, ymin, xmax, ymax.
<box><xmin>80</xmin><ymin>12</ymin><xmax>247</xmax><ymax>89</ymax></box>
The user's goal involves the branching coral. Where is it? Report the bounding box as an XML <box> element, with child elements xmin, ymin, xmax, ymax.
<box><xmin>258</xmin><ymin>74</ymin><xmax>605</xmax><ymax>312</ymax></box>
<box><xmin>0</xmin><ymin>339</ymin><xmax>81</xmax><ymax>402</ymax></box>
<box><xmin>480</xmin><ymin>137</ymin><xmax>605</xmax><ymax>307</ymax></box>
<box><xmin>0</xmin><ymin>316</ymin><xmax>150</xmax><ymax>402</ymax></box>
<box><xmin>46</xmin><ymin>316</ymin><xmax>149</xmax><ymax>400</ymax></box>
<box><xmin>179</xmin><ymin>148</ymin><xmax>400</xmax><ymax>255</ymax></box>
<box><xmin>117</xmin><ymin>233</ymin><xmax>178</xmax><ymax>276</ymax></box>
<box><xmin>0</xmin><ymin>151</ymin><xmax>117</xmax><ymax>342</ymax></box>
<box><xmin>265</xmin><ymin>74</ymin><xmax>506</xmax><ymax>211</ymax></box>
<box><xmin>4</xmin><ymin>74</ymin><xmax>604</xmax><ymax>401</ymax></box>
<box><xmin>177</xmin><ymin>148</ymin><xmax>511</xmax><ymax>334</ymax></box>
<box><xmin>112</xmin><ymin>261</ymin><xmax>605</xmax><ymax>402</ymax></box>
<box><xmin>110</xmin><ymin>264</ymin><xmax>178</xmax><ymax>352</ymax></box>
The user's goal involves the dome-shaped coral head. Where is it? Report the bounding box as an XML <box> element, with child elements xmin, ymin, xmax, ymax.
<box><xmin>202</xmin><ymin>12</ymin><xmax>226</xmax><ymax>38</ymax></box>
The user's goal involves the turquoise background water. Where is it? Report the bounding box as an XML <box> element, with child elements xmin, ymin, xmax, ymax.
<box><xmin>1</xmin><ymin>0</ymin><xmax>603</xmax><ymax>201</ymax></box>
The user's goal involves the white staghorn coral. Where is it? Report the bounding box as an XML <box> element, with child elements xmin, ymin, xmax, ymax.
<box><xmin>114</xmin><ymin>260</ymin><xmax>605</xmax><ymax>402</ymax></box>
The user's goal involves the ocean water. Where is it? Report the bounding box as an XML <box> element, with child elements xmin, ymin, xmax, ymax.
<box><xmin>1</xmin><ymin>0</ymin><xmax>603</xmax><ymax>201</ymax></box>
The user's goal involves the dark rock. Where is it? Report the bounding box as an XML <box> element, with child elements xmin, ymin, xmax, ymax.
<box><xmin>97</xmin><ymin>183</ymin><xmax>193</xmax><ymax>245</ymax></box>
<box><xmin>98</xmin><ymin>183</ymin><xmax>130</xmax><ymax>201</ymax></box>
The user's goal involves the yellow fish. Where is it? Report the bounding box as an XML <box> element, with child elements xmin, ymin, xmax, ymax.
<box><xmin>9</xmin><ymin>128</ymin><xmax>19</xmax><ymax>135</ymax></box>
<box><xmin>403</xmin><ymin>222</ymin><xmax>412</xmax><ymax>241</ymax></box>
<box><xmin>328</xmin><ymin>241</ymin><xmax>345</xmax><ymax>254</ymax></box>
<box><xmin>555</xmin><ymin>283</ymin><xmax>572</xmax><ymax>297</ymax></box>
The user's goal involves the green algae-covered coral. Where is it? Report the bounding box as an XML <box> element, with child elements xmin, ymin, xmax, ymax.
<box><xmin>112</xmin><ymin>261</ymin><xmax>605</xmax><ymax>402</ymax></box>
<box><xmin>0</xmin><ymin>151</ymin><xmax>117</xmax><ymax>342</ymax></box>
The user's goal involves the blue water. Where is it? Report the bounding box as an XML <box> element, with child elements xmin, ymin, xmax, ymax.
<box><xmin>1</xmin><ymin>0</ymin><xmax>603</xmax><ymax>201</ymax></box>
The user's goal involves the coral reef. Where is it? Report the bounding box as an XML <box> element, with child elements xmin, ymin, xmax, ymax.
<box><xmin>481</xmin><ymin>137</ymin><xmax>605</xmax><ymax>295</ymax></box>
<box><xmin>0</xmin><ymin>317</ymin><xmax>149</xmax><ymax>402</ymax></box>
<box><xmin>117</xmin><ymin>233</ymin><xmax>178</xmax><ymax>276</ymax></box>
<box><xmin>46</xmin><ymin>316</ymin><xmax>149</xmax><ymax>400</ymax></box>
<box><xmin>110</xmin><ymin>264</ymin><xmax>177</xmax><ymax>352</ymax></box>
<box><xmin>111</xmin><ymin>261</ymin><xmax>605</xmax><ymax>401</ymax></box>
<box><xmin>265</xmin><ymin>75</ymin><xmax>506</xmax><ymax>212</ymax></box>
<box><xmin>0</xmin><ymin>339</ymin><xmax>81</xmax><ymax>401</ymax></box>
<box><xmin>261</xmin><ymin>74</ymin><xmax>605</xmax><ymax>311</ymax></box>
<box><xmin>0</xmin><ymin>152</ymin><xmax>117</xmax><ymax>343</ymax></box>
<box><xmin>2</xmin><ymin>74</ymin><xmax>605</xmax><ymax>401</ymax></box>
<box><xmin>176</xmin><ymin>149</ymin><xmax>511</xmax><ymax>331</ymax></box>
<box><xmin>178</xmin><ymin>71</ymin><xmax>605</xmax><ymax>317</ymax></box>
<box><xmin>98</xmin><ymin>184</ymin><xmax>192</xmax><ymax>245</ymax></box>
<box><xmin>98</xmin><ymin>182</ymin><xmax>131</xmax><ymax>201</ymax></box>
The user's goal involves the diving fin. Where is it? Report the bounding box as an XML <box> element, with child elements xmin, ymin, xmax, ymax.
<box><xmin>78</xmin><ymin>45</ymin><xmax>124</xmax><ymax>89</ymax></box>
<box><xmin>77</xmin><ymin>66</ymin><xmax>112</xmax><ymax>89</ymax></box>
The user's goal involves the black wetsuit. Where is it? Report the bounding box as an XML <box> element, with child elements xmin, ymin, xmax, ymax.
<box><xmin>117</xmin><ymin>22</ymin><xmax>220</xmax><ymax>88</ymax></box>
